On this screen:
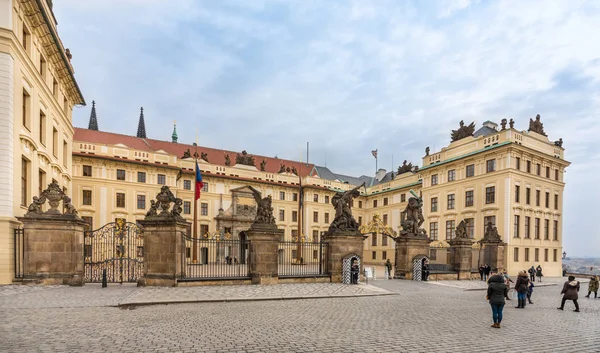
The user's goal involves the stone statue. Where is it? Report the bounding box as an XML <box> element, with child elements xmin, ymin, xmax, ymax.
<box><xmin>425</xmin><ymin>147</ymin><xmax>430</xmax><ymax>156</ymax></box>
<box><xmin>260</xmin><ymin>160</ymin><xmax>267</xmax><ymax>171</ymax></box>
<box><xmin>224</xmin><ymin>154</ymin><xmax>231</xmax><ymax>166</ymax></box>
<box><xmin>501</xmin><ymin>119</ymin><xmax>507</xmax><ymax>130</ymax></box>
<box><xmin>63</xmin><ymin>196</ymin><xmax>78</xmax><ymax>216</ymax></box>
<box><xmin>201</xmin><ymin>152</ymin><xmax>208</xmax><ymax>162</ymax></box>
<box><xmin>528</xmin><ymin>114</ymin><xmax>546</xmax><ymax>136</ymax></box>
<box><xmin>65</xmin><ymin>48</ymin><xmax>72</xmax><ymax>61</ymax></box>
<box><xmin>145</xmin><ymin>186</ymin><xmax>183</xmax><ymax>220</ymax></box>
<box><xmin>235</xmin><ymin>150</ymin><xmax>255</xmax><ymax>166</ymax></box>
<box><xmin>328</xmin><ymin>182</ymin><xmax>365</xmax><ymax>234</ymax></box>
<box><xmin>291</xmin><ymin>166</ymin><xmax>298</xmax><ymax>175</ymax></box>
<box><xmin>454</xmin><ymin>220</ymin><xmax>469</xmax><ymax>239</ymax></box>
<box><xmin>182</xmin><ymin>149</ymin><xmax>191</xmax><ymax>159</ymax></box>
<box><xmin>146</xmin><ymin>200</ymin><xmax>158</xmax><ymax>217</ymax></box>
<box><xmin>554</xmin><ymin>138</ymin><xmax>563</xmax><ymax>147</ymax></box>
<box><xmin>286</xmin><ymin>167</ymin><xmax>291</xmax><ymax>173</ymax></box>
<box><xmin>247</xmin><ymin>186</ymin><xmax>275</xmax><ymax>225</ymax></box>
<box><xmin>450</xmin><ymin>120</ymin><xmax>476</xmax><ymax>142</ymax></box>
<box><xmin>26</xmin><ymin>196</ymin><xmax>45</xmax><ymax>215</ymax></box>
<box><xmin>193</xmin><ymin>151</ymin><xmax>199</xmax><ymax>159</ymax></box>
<box><xmin>483</xmin><ymin>221</ymin><xmax>501</xmax><ymax>242</ymax></box>
<box><xmin>400</xmin><ymin>191</ymin><xmax>425</xmax><ymax>236</ymax></box>
<box><xmin>509</xmin><ymin>118</ymin><xmax>514</xmax><ymax>129</ymax></box>
<box><xmin>24</xmin><ymin>182</ymin><xmax>81</xmax><ymax>219</ymax></box>
<box><xmin>170</xmin><ymin>198</ymin><xmax>183</xmax><ymax>219</ymax></box>
<box><xmin>279</xmin><ymin>164</ymin><xmax>286</xmax><ymax>173</ymax></box>
<box><xmin>397</xmin><ymin>160</ymin><xmax>413</xmax><ymax>175</ymax></box>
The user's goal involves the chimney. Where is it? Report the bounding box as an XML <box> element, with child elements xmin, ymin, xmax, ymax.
<box><xmin>482</xmin><ymin>120</ymin><xmax>498</xmax><ymax>131</ymax></box>
<box><xmin>375</xmin><ymin>168</ymin><xmax>387</xmax><ymax>181</ymax></box>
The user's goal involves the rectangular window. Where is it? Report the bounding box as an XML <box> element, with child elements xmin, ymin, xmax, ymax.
<box><xmin>465</xmin><ymin>218</ymin><xmax>474</xmax><ymax>238</ymax></box>
<box><xmin>525</xmin><ymin>216</ymin><xmax>531</xmax><ymax>238</ymax></box>
<box><xmin>201</xmin><ymin>203</ymin><xmax>208</xmax><ymax>216</ymax></box>
<box><xmin>544</xmin><ymin>219</ymin><xmax>549</xmax><ymax>240</ymax></box>
<box><xmin>137</xmin><ymin>195</ymin><xmax>146</xmax><ymax>210</ymax></box>
<box><xmin>525</xmin><ymin>248</ymin><xmax>530</xmax><ymax>262</ymax></box>
<box><xmin>39</xmin><ymin>111</ymin><xmax>46</xmax><ymax>145</ymax></box>
<box><xmin>183</xmin><ymin>180</ymin><xmax>191</xmax><ymax>190</ymax></box>
<box><xmin>446</xmin><ymin>220</ymin><xmax>455</xmax><ymax>240</ymax></box>
<box><xmin>486</xmin><ymin>159</ymin><xmax>496</xmax><ymax>173</ymax></box>
<box><xmin>83</xmin><ymin>190</ymin><xmax>92</xmax><ymax>205</ymax></box>
<box><xmin>116</xmin><ymin>193</ymin><xmax>125</xmax><ymax>208</ymax></box>
<box><xmin>313</xmin><ymin>194</ymin><xmax>318</xmax><ymax>202</ymax></box>
<box><xmin>382</xmin><ymin>251</ymin><xmax>387</xmax><ymax>260</ymax></box>
<box><xmin>291</xmin><ymin>211</ymin><xmax>297</xmax><ymax>222</ymax></box>
<box><xmin>546</xmin><ymin>166</ymin><xmax>550</xmax><ymax>178</ymax></box>
<box><xmin>38</xmin><ymin>169</ymin><xmax>45</xmax><ymax>196</ymax></box>
<box><xmin>555</xmin><ymin>169</ymin><xmax>559</xmax><ymax>181</ymax></box>
<box><xmin>536</xmin><ymin>163</ymin><xmax>541</xmax><ymax>176</ymax></box>
<box><xmin>22</xmin><ymin>25</ymin><xmax>30</xmax><ymax>51</ymax></box>
<box><xmin>279</xmin><ymin>210</ymin><xmax>285</xmax><ymax>222</ymax></box>
<box><xmin>62</xmin><ymin>141</ymin><xmax>68</xmax><ymax>167</ymax></box>
<box><xmin>431</xmin><ymin>174</ymin><xmax>438</xmax><ymax>186</ymax></box>
<box><xmin>52</xmin><ymin>127</ymin><xmax>58</xmax><ymax>157</ymax></box>
<box><xmin>466</xmin><ymin>164</ymin><xmax>475</xmax><ymax>177</ymax></box>
<box><xmin>545</xmin><ymin>192</ymin><xmax>549</xmax><ymax>208</ymax></box>
<box><xmin>534</xmin><ymin>218</ymin><xmax>540</xmax><ymax>239</ymax></box>
<box><xmin>526</xmin><ymin>161</ymin><xmax>531</xmax><ymax>173</ymax></box>
<box><xmin>401</xmin><ymin>194</ymin><xmax>406</xmax><ymax>202</ymax></box>
<box><xmin>543</xmin><ymin>248</ymin><xmax>548</xmax><ymax>262</ymax></box>
<box><xmin>382</xmin><ymin>233</ymin><xmax>388</xmax><ymax>246</ymax></box>
<box><xmin>373</xmin><ymin>200</ymin><xmax>378</xmax><ymax>208</ymax></box>
<box><xmin>358</xmin><ymin>201</ymin><xmax>363</xmax><ymax>208</ymax></box>
<box><xmin>371</xmin><ymin>233</ymin><xmax>377</xmax><ymax>246</ymax></box>
<box><xmin>83</xmin><ymin>165</ymin><xmax>92</xmax><ymax>177</ymax></box>
<box><xmin>116</xmin><ymin>169</ymin><xmax>126</xmax><ymax>181</ymax></box>
<box><xmin>554</xmin><ymin>194</ymin><xmax>559</xmax><ymax>210</ymax></box>
<box><xmin>485</xmin><ymin>186</ymin><xmax>495</xmax><ymax>204</ymax></box>
<box><xmin>448</xmin><ymin>169</ymin><xmax>456</xmax><ymax>182</ymax></box>
<box><xmin>312</xmin><ymin>230</ymin><xmax>319</xmax><ymax>243</ymax></box>
<box><xmin>21</xmin><ymin>158</ymin><xmax>29</xmax><ymax>206</ymax></box>
<box><xmin>279</xmin><ymin>191</ymin><xmax>285</xmax><ymax>200</ymax></box>
<box><xmin>22</xmin><ymin>89</ymin><xmax>30</xmax><ymax>129</ymax></box>
<box><xmin>63</xmin><ymin>97</ymin><xmax>68</xmax><ymax>115</ymax></box>
<box><xmin>183</xmin><ymin>201</ymin><xmax>191</xmax><ymax>214</ymax></box>
<box><xmin>52</xmin><ymin>77</ymin><xmax>58</xmax><ymax>97</ymax></box>
<box><xmin>515</xmin><ymin>185</ymin><xmax>520</xmax><ymax>203</ymax></box>
<box><xmin>429</xmin><ymin>222</ymin><xmax>438</xmax><ymax>240</ymax></box>
<box><xmin>39</xmin><ymin>54</ymin><xmax>46</xmax><ymax>78</ymax></box>
<box><xmin>292</xmin><ymin>193</ymin><xmax>298</xmax><ymax>201</ymax></box>
<box><xmin>291</xmin><ymin>230</ymin><xmax>298</xmax><ymax>240</ymax></box>
<box><xmin>553</xmin><ymin>220</ymin><xmax>558</xmax><ymax>241</ymax></box>
<box><xmin>383</xmin><ymin>197</ymin><xmax>388</xmax><ymax>206</ymax></box>
<box><xmin>484</xmin><ymin>216</ymin><xmax>496</xmax><ymax>234</ymax></box>
<box><xmin>514</xmin><ymin>248</ymin><xmax>519</xmax><ymax>262</ymax></box>
<box><xmin>201</xmin><ymin>225</ymin><xmax>209</xmax><ymax>237</ymax></box>
<box><xmin>464</xmin><ymin>190</ymin><xmax>474</xmax><ymax>207</ymax></box>
<box><xmin>514</xmin><ymin>215</ymin><xmax>520</xmax><ymax>238</ymax></box>
<box><xmin>535</xmin><ymin>190</ymin><xmax>540</xmax><ymax>207</ymax></box>
<box><xmin>516</xmin><ymin>157</ymin><xmax>521</xmax><ymax>170</ymax></box>
<box><xmin>534</xmin><ymin>248</ymin><xmax>539</xmax><ymax>262</ymax></box>
<box><xmin>358</xmin><ymin>216</ymin><xmax>363</xmax><ymax>225</ymax></box>
<box><xmin>202</xmin><ymin>183</ymin><xmax>208</xmax><ymax>192</ymax></box>
<box><xmin>372</xmin><ymin>251</ymin><xmax>377</xmax><ymax>260</ymax></box>
<box><xmin>429</xmin><ymin>248</ymin><xmax>437</xmax><ymax>261</ymax></box>
<box><xmin>324</xmin><ymin>213</ymin><xmax>330</xmax><ymax>223</ymax></box>
<box><xmin>447</xmin><ymin>194</ymin><xmax>455</xmax><ymax>210</ymax></box>
<box><xmin>526</xmin><ymin>188</ymin><xmax>531</xmax><ymax>205</ymax></box>
<box><xmin>157</xmin><ymin>174</ymin><xmax>166</xmax><ymax>185</ymax></box>
<box><xmin>137</xmin><ymin>172</ymin><xmax>146</xmax><ymax>183</ymax></box>
<box><xmin>313</xmin><ymin>211</ymin><xmax>318</xmax><ymax>223</ymax></box>
<box><xmin>431</xmin><ymin>197</ymin><xmax>438</xmax><ymax>212</ymax></box>
<box><xmin>324</xmin><ymin>195</ymin><xmax>329</xmax><ymax>204</ymax></box>
<box><xmin>553</xmin><ymin>249</ymin><xmax>558</xmax><ymax>262</ymax></box>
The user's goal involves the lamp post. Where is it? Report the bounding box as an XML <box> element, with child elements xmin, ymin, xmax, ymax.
<box><xmin>562</xmin><ymin>251</ymin><xmax>567</xmax><ymax>259</ymax></box>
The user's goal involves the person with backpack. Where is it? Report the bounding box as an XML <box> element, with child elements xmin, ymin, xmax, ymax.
<box><xmin>487</xmin><ymin>270</ymin><xmax>508</xmax><ymax>328</ymax></box>
<box><xmin>585</xmin><ymin>275</ymin><xmax>599</xmax><ymax>298</ymax></box>
<box><xmin>558</xmin><ymin>276</ymin><xmax>580</xmax><ymax>312</ymax></box>
<box><xmin>514</xmin><ymin>270</ymin><xmax>530</xmax><ymax>309</ymax></box>
<box><xmin>536</xmin><ymin>265</ymin><xmax>543</xmax><ymax>282</ymax></box>
<box><xmin>528</xmin><ymin>266</ymin><xmax>536</xmax><ymax>282</ymax></box>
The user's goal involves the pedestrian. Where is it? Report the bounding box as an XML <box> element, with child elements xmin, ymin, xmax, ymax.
<box><xmin>528</xmin><ymin>265</ymin><xmax>536</xmax><ymax>282</ymax></box>
<box><xmin>527</xmin><ymin>280</ymin><xmax>535</xmax><ymax>304</ymax></box>
<box><xmin>484</xmin><ymin>264</ymin><xmax>491</xmax><ymax>281</ymax></box>
<box><xmin>558</xmin><ymin>275</ymin><xmax>580</xmax><ymax>312</ymax></box>
<box><xmin>585</xmin><ymin>275</ymin><xmax>599</xmax><ymax>298</ymax></box>
<box><xmin>514</xmin><ymin>270</ymin><xmax>530</xmax><ymax>308</ymax></box>
<box><xmin>536</xmin><ymin>265</ymin><xmax>543</xmax><ymax>283</ymax></box>
<box><xmin>422</xmin><ymin>259</ymin><xmax>430</xmax><ymax>281</ymax></box>
<box><xmin>351</xmin><ymin>259</ymin><xmax>359</xmax><ymax>284</ymax></box>
<box><xmin>487</xmin><ymin>270</ymin><xmax>508</xmax><ymax>328</ymax></box>
<box><xmin>479</xmin><ymin>265</ymin><xmax>484</xmax><ymax>281</ymax></box>
<box><xmin>385</xmin><ymin>259</ymin><xmax>393</xmax><ymax>279</ymax></box>
<box><xmin>502</xmin><ymin>270</ymin><xmax>513</xmax><ymax>300</ymax></box>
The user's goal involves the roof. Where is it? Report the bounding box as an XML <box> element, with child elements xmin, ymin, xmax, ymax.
<box><xmin>473</xmin><ymin>126</ymin><xmax>497</xmax><ymax>138</ymax></box>
<box><xmin>419</xmin><ymin>141</ymin><xmax>512</xmax><ymax>171</ymax></box>
<box><xmin>313</xmin><ymin>166</ymin><xmax>374</xmax><ymax>186</ymax></box>
<box><xmin>73</xmin><ymin>128</ymin><xmax>317</xmax><ymax>177</ymax></box>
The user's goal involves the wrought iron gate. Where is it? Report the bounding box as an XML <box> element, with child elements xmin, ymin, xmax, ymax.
<box><xmin>84</xmin><ymin>219</ymin><xmax>144</xmax><ymax>283</ymax></box>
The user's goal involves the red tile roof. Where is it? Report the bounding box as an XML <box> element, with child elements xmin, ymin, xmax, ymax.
<box><xmin>74</xmin><ymin>128</ymin><xmax>317</xmax><ymax>177</ymax></box>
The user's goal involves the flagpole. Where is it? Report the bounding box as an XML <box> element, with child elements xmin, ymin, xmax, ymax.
<box><xmin>192</xmin><ymin>130</ymin><xmax>199</xmax><ymax>263</ymax></box>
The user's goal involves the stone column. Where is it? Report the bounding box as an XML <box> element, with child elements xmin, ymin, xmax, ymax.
<box><xmin>394</xmin><ymin>235</ymin><xmax>432</xmax><ymax>279</ymax></box>
<box><xmin>138</xmin><ymin>218</ymin><xmax>189</xmax><ymax>287</ymax></box>
<box><xmin>246</xmin><ymin>223</ymin><xmax>283</xmax><ymax>284</ymax></box>
<box><xmin>18</xmin><ymin>216</ymin><xmax>87</xmax><ymax>286</ymax></box>
<box><xmin>481</xmin><ymin>240</ymin><xmax>506</xmax><ymax>272</ymax></box>
<box><xmin>323</xmin><ymin>231</ymin><xmax>367</xmax><ymax>283</ymax></box>
<box><xmin>448</xmin><ymin>238</ymin><xmax>475</xmax><ymax>280</ymax></box>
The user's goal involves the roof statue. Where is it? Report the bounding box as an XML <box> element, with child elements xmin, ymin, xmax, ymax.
<box><xmin>528</xmin><ymin>114</ymin><xmax>546</xmax><ymax>136</ymax></box>
<box><xmin>509</xmin><ymin>118</ymin><xmax>515</xmax><ymax>128</ymax></box>
<box><xmin>450</xmin><ymin>120</ymin><xmax>476</xmax><ymax>142</ymax></box>
<box><xmin>501</xmin><ymin>119</ymin><xmax>507</xmax><ymax>130</ymax></box>
<box><xmin>247</xmin><ymin>186</ymin><xmax>276</xmax><ymax>225</ymax></box>
<box><xmin>260</xmin><ymin>160</ymin><xmax>267</xmax><ymax>171</ymax></box>
<box><xmin>201</xmin><ymin>152</ymin><xmax>208</xmax><ymax>162</ymax></box>
<box><xmin>279</xmin><ymin>164</ymin><xmax>286</xmax><ymax>173</ymax></box>
<box><xmin>235</xmin><ymin>150</ymin><xmax>256</xmax><ymax>166</ymax></box>
<box><xmin>136</xmin><ymin>107</ymin><xmax>147</xmax><ymax>138</ymax></box>
<box><xmin>182</xmin><ymin>149</ymin><xmax>191</xmax><ymax>159</ymax></box>
<box><xmin>397</xmin><ymin>160</ymin><xmax>413</xmax><ymax>175</ymax></box>
<box><xmin>554</xmin><ymin>138</ymin><xmax>563</xmax><ymax>148</ymax></box>
<box><xmin>425</xmin><ymin>147</ymin><xmax>430</xmax><ymax>156</ymax></box>
<box><xmin>88</xmin><ymin>100</ymin><xmax>98</xmax><ymax>131</ymax></box>
<box><xmin>328</xmin><ymin>182</ymin><xmax>365</xmax><ymax>234</ymax></box>
<box><xmin>224</xmin><ymin>154</ymin><xmax>231</xmax><ymax>166</ymax></box>
<box><xmin>145</xmin><ymin>185</ymin><xmax>184</xmax><ymax>220</ymax></box>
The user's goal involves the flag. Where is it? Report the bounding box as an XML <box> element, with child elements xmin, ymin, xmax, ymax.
<box><xmin>371</xmin><ymin>149</ymin><xmax>378</xmax><ymax>158</ymax></box>
<box><xmin>195</xmin><ymin>161</ymin><xmax>204</xmax><ymax>201</ymax></box>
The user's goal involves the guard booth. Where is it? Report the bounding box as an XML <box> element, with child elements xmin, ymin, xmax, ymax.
<box><xmin>342</xmin><ymin>254</ymin><xmax>361</xmax><ymax>284</ymax></box>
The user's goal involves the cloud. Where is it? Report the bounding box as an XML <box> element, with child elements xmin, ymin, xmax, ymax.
<box><xmin>54</xmin><ymin>0</ymin><xmax>600</xmax><ymax>256</ymax></box>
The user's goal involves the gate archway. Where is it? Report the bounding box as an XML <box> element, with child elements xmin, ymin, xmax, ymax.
<box><xmin>84</xmin><ymin>219</ymin><xmax>144</xmax><ymax>283</ymax></box>
<box><xmin>412</xmin><ymin>255</ymin><xmax>428</xmax><ymax>281</ymax></box>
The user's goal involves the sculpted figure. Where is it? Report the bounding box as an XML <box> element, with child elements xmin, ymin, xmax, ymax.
<box><xmin>425</xmin><ymin>147</ymin><xmax>430</xmax><ymax>156</ymax></box>
<box><xmin>397</xmin><ymin>160</ymin><xmax>413</xmax><ymax>175</ymax></box>
<box><xmin>450</xmin><ymin>120</ymin><xmax>476</xmax><ymax>142</ymax></box>
<box><xmin>146</xmin><ymin>200</ymin><xmax>158</xmax><ymax>217</ymax></box>
<box><xmin>483</xmin><ymin>221</ymin><xmax>501</xmax><ymax>242</ymax></box>
<box><xmin>63</xmin><ymin>196</ymin><xmax>78</xmax><ymax>216</ymax></box>
<box><xmin>528</xmin><ymin>114</ymin><xmax>546</xmax><ymax>136</ymax></box>
<box><xmin>201</xmin><ymin>152</ymin><xmax>208</xmax><ymax>162</ymax></box>
<box><xmin>260</xmin><ymin>160</ymin><xmax>267</xmax><ymax>171</ymax></box>
<box><xmin>501</xmin><ymin>119</ymin><xmax>507</xmax><ymax>130</ymax></box>
<box><xmin>400</xmin><ymin>192</ymin><xmax>425</xmax><ymax>235</ymax></box>
<box><xmin>248</xmin><ymin>186</ymin><xmax>275</xmax><ymax>225</ymax></box>
<box><xmin>509</xmin><ymin>118</ymin><xmax>515</xmax><ymax>128</ymax></box>
<box><xmin>279</xmin><ymin>164</ymin><xmax>286</xmax><ymax>173</ymax></box>
<box><xmin>170</xmin><ymin>198</ymin><xmax>183</xmax><ymax>219</ymax></box>
<box><xmin>235</xmin><ymin>150</ymin><xmax>255</xmax><ymax>166</ymax></box>
<box><xmin>554</xmin><ymin>138</ymin><xmax>563</xmax><ymax>147</ymax></box>
<box><xmin>26</xmin><ymin>196</ymin><xmax>46</xmax><ymax>215</ymax></box>
<box><xmin>291</xmin><ymin>166</ymin><xmax>298</xmax><ymax>175</ymax></box>
<box><xmin>224</xmin><ymin>154</ymin><xmax>231</xmax><ymax>166</ymax></box>
<box><xmin>328</xmin><ymin>182</ymin><xmax>365</xmax><ymax>233</ymax></box>
<box><xmin>182</xmin><ymin>149</ymin><xmax>191</xmax><ymax>159</ymax></box>
<box><xmin>454</xmin><ymin>220</ymin><xmax>469</xmax><ymax>239</ymax></box>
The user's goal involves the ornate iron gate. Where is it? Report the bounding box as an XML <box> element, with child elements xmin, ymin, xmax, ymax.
<box><xmin>84</xmin><ymin>219</ymin><xmax>144</xmax><ymax>283</ymax></box>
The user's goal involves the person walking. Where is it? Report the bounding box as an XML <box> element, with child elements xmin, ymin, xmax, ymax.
<box><xmin>514</xmin><ymin>270</ymin><xmax>530</xmax><ymax>308</ymax></box>
<box><xmin>502</xmin><ymin>270</ymin><xmax>513</xmax><ymax>300</ymax></box>
<box><xmin>385</xmin><ymin>259</ymin><xmax>393</xmax><ymax>279</ymax></box>
<box><xmin>527</xmin><ymin>280</ymin><xmax>535</xmax><ymax>304</ymax></box>
<box><xmin>536</xmin><ymin>265</ymin><xmax>543</xmax><ymax>283</ymax></box>
<box><xmin>558</xmin><ymin>276</ymin><xmax>580</xmax><ymax>312</ymax></box>
<box><xmin>484</xmin><ymin>264</ymin><xmax>491</xmax><ymax>281</ymax></box>
<box><xmin>479</xmin><ymin>265</ymin><xmax>485</xmax><ymax>281</ymax></box>
<box><xmin>585</xmin><ymin>275</ymin><xmax>599</xmax><ymax>298</ymax></box>
<box><xmin>528</xmin><ymin>265</ymin><xmax>536</xmax><ymax>282</ymax></box>
<box><xmin>487</xmin><ymin>271</ymin><xmax>508</xmax><ymax>328</ymax></box>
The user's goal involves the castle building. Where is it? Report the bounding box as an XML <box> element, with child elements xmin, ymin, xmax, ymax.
<box><xmin>0</xmin><ymin>0</ymin><xmax>85</xmax><ymax>284</ymax></box>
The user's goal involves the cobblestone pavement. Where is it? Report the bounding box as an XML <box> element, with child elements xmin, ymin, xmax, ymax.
<box><xmin>422</xmin><ymin>276</ymin><xmax>585</xmax><ymax>290</ymax></box>
<box><xmin>2</xmin><ymin>281</ymin><xmax>599</xmax><ymax>352</ymax></box>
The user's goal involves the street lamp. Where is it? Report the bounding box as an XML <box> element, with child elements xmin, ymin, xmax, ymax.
<box><xmin>562</xmin><ymin>251</ymin><xmax>567</xmax><ymax>259</ymax></box>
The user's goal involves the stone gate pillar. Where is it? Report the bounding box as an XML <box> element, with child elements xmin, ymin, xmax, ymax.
<box><xmin>247</xmin><ymin>223</ymin><xmax>283</xmax><ymax>284</ymax></box>
<box><xmin>480</xmin><ymin>222</ymin><xmax>506</xmax><ymax>272</ymax></box>
<box><xmin>448</xmin><ymin>237</ymin><xmax>475</xmax><ymax>280</ymax></box>
<box><xmin>394</xmin><ymin>235</ymin><xmax>432</xmax><ymax>279</ymax></box>
<box><xmin>323</xmin><ymin>231</ymin><xmax>367</xmax><ymax>283</ymax></box>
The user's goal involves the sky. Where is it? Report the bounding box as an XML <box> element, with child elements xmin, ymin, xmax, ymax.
<box><xmin>53</xmin><ymin>0</ymin><xmax>600</xmax><ymax>257</ymax></box>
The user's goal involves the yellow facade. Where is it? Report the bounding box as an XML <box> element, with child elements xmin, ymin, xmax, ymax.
<box><xmin>0</xmin><ymin>0</ymin><xmax>85</xmax><ymax>284</ymax></box>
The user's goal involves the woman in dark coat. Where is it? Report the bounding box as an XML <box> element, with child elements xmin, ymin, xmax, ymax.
<box><xmin>487</xmin><ymin>272</ymin><xmax>508</xmax><ymax>328</ymax></box>
<box><xmin>558</xmin><ymin>276</ymin><xmax>580</xmax><ymax>312</ymax></box>
<box><xmin>514</xmin><ymin>271</ymin><xmax>530</xmax><ymax>309</ymax></box>
<box><xmin>536</xmin><ymin>265</ymin><xmax>543</xmax><ymax>282</ymax></box>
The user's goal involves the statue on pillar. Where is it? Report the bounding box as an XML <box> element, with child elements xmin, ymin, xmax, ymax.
<box><xmin>482</xmin><ymin>221</ymin><xmax>502</xmax><ymax>242</ymax></box>
<box><xmin>400</xmin><ymin>190</ymin><xmax>426</xmax><ymax>236</ymax></box>
<box><xmin>144</xmin><ymin>186</ymin><xmax>184</xmax><ymax>221</ymax></box>
<box><xmin>454</xmin><ymin>220</ymin><xmax>469</xmax><ymax>239</ymax></box>
<box><xmin>528</xmin><ymin>114</ymin><xmax>547</xmax><ymax>136</ymax></box>
<box><xmin>248</xmin><ymin>186</ymin><xmax>276</xmax><ymax>225</ymax></box>
<box><xmin>328</xmin><ymin>182</ymin><xmax>365</xmax><ymax>234</ymax></box>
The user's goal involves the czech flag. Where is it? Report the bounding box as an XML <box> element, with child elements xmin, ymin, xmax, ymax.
<box><xmin>195</xmin><ymin>161</ymin><xmax>204</xmax><ymax>201</ymax></box>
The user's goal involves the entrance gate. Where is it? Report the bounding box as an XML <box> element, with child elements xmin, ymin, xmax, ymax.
<box><xmin>84</xmin><ymin>219</ymin><xmax>144</xmax><ymax>283</ymax></box>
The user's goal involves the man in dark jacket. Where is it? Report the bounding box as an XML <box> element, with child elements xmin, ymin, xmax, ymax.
<box><xmin>514</xmin><ymin>271</ymin><xmax>530</xmax><ymax>309</ymax></box>
<box><xmin>558</xmin><ymin>276</ymin><xmax>580</xmax><ymax>312</ymax></box>
<box><xmin>487</xmin><ymin>272</ymin><xmax>508</xmax><ymax>328</ymax></box>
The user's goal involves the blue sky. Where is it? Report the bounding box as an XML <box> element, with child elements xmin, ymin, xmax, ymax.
<box><xmin>54</xmin><ymin>0</ymin><xmax>600</xmax><ymax>257</ymax></box>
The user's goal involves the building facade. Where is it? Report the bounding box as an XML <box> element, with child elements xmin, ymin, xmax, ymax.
<box><xmin>0</xmin><ymin>0</ymin><xmax>85</xmax><ymax>284</ymax></box>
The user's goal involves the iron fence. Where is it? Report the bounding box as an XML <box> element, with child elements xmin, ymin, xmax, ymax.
<box><xmin>180</xmin><ymin>232</ymin><xmax>250</xmax><ymax>280</ymax></box>
<box><xmin>278</xmin><ymin>241</ymin><xmax>328</xmax><ymax>277</ymax></box>
<box><xmin>14</xmin><ymin>228</ymin><xmax>24</xmax><ymax>279</ymax></box>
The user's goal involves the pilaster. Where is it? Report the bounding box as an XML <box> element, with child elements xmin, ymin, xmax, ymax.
<box><xmin>246</xmin><ymin>223</ymin><xmax>282</xmax><ymax>284</ymax></box>
<box><xmin>394</xmin><ymin>235</ymin><xmax>432</xmax><ymax>280</ymax></box>
<box><xmin>323</xmin><ymin>230</ymin><xmax>367</xmax><ymax>283</ymax></box>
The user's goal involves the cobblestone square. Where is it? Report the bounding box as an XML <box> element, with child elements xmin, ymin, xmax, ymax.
<box><xmin>1</xmin><ymin>280</ymin><xmax>598</xmax><ymax>353</ymax></box>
